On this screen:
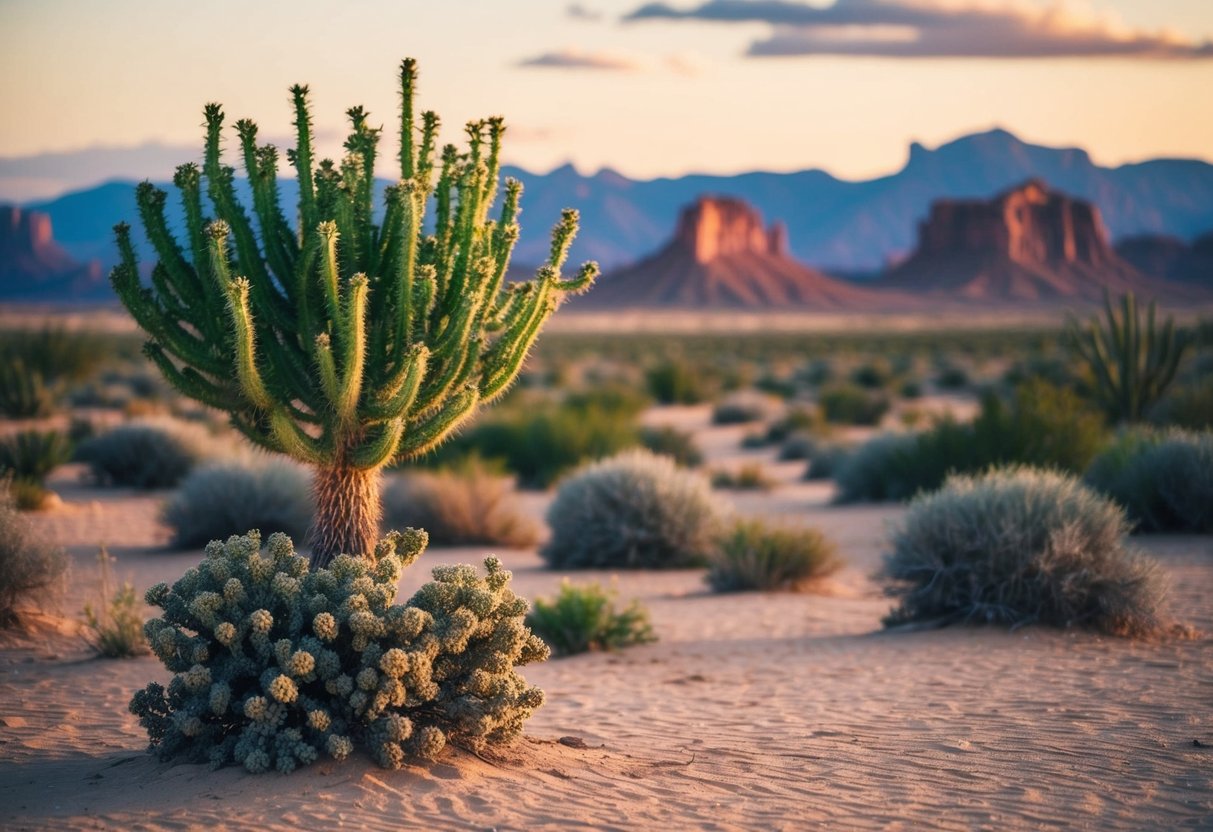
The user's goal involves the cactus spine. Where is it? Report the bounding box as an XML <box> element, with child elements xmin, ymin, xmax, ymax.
<box><xmin>111</xmin><ymin>59</ymin><xmax>598</xmax><ymax>567</ymax></box>
<box><xmin>1067</xmin><ymin>291</ymin><xmax>1189</xmax><ymax>424</ymax></box>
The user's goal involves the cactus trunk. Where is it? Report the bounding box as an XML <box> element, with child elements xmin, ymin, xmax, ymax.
<box><xmin>309</xmin><ymin>464</ymin><xmax>382</xmax><ymax>568</ymax></box>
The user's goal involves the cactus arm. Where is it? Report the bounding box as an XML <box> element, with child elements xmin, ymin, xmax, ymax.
<box><xmin>399</xmin><ymin>59</ymin><xmax>417</xmax><ymax>180</ymax></box>
<box><xmin>135</xmin><ymin>182</ymin><xmax>203</xmax><ymax>311</ymax></box>
<box><xmin>348</xmin><ymin>418</ymin><xmax>405</xmax><ymax>469</ymax></box>
<box><xmin>268</xmin><ymin>407</ymin><xmax>328</xmax><ymax>465</ymax></box>
<box><xmin>236</xmin><ymin>120</ymin><xmax>296</xmax><ymax>293</ymax></box>
<box><xmin>225</xmin><ymin>277</ymin><xmax>274</xmax><ymax>411</ymax></box>
<box><xmin>373</xmin><ymin>344</ymin><xmax>429</xmax><ymax>415</ymax></box>
<box><xmin>334</xmin><ymin>274</ymin><xmax>369</xmax><ymax>424</ymax></box>
<box><xmin>555</xmin><ymin>261</ymin><xmax>600</xmax><ymax>294</ymax></box>
<box><xmin>416</xmin><ymin>111</ymin><xmax>440</xmax><ymax>196</ymax></box>
<box><xmin>397</xmin><ymin>383</ymin><xmax>479</xmax><ymax>460</ymax></box>
<box><xmin>288</xmin><ymin>85</ymin><xmax>319</xmax><ymax>234</ymax></box>
<box><xmin>142</xmin><ymin>343</ymin><xmax>239</xmax><ymax>412</ymax></box>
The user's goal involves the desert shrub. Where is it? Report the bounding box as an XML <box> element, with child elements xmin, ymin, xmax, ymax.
<box><xmin>129</xmin><ymin>529</ymin><xmax>548</xmax><ymax>773</ymax></box>
<box><xmin>383</xmin><ymin>462</ymin><xmax>538</xmax><ymax>548</ymax></box>
<box><xmin>162</xmin><ymin>460</ymin><xmax>314</xmax><ymax>549</ymax></box>
<box><xmin>708</xmin><ymin>519</ymin><xmax>841</xmax><ymax>592</ymax></box>
<box><xmin>850</xmin><ymin>360</ymin><xmax>895</xmax><ymax>390</ymax></box>
<box><xmin>426</xmin><ymin>390</ymin><xmax>643</xmax><ymax>489</ymax></box>
<box><xmin>0</xmin><ymin>358</ymin><xmax>56</xmax><ymax>418</ymax></box>
<box><xmin>639</xmin><ymin>426</ymin><xmax>703</xmax><ymax>468</ymax></box>
<box><xmin>526</xmin><ymin>581</ymin><xmax>655</xmax><ymax>656</ymax></box>
<box><xmin>542</xmin><ymin>450</ymin><xmax>723</xmax><ymax>569</ymax></box>
<box><xmin>1084</xmin><ymin>428</ymin><xmax>1213</xmax><ymax>533</ymax></box>
<box><xmin>818</xmin><ymin>384</ymin><xmax>890</xmax><ymax>426</ymax></box>
<box><xmin>1149</xmin><ymin>383</ymin><xmax>1213</xmax><ymax>431</ymax></box>
<box><xmin>881</xmin><ymin>467</ymin><xmax>1168</xmax><ymax>636</ymax></box>
<box><xmin>0</xmin><ymin>488</ymin><xmax>68</xmax><ymax>627</ymax></box>
<box><xmin>0</xmin><ymin>327</ymin><xmax>106</xmax><ymax>383</ymax></box>
<box><xmin>75</xmin><ymin>419</ymin><xmax>216</xmax><ymax>489</ymax></box>
<box><xmin>804</xmin><ymin>443</ymin><xmax>850</xmax><ymax>481</ymax></box>
<box><xmin>935</xmin><ymin>365</ymin><xmax>970</xmax><ymax>390</ymax></box>
<box><xmin>763</xmin><ymin>406</ymin><xmax>827</xmax><ymax>444</ymax></box>
<box><xmin>0</xmin><ymin>430</ymin><xmax>71</xmax><ymax>507</ymax></box>
<box><xmin>711</xmin><ymin>392</ymin><xmax>778</xmax><ymax>425</ymax></box>
<box><xmin>711</xmin><ymin>463</ymin><xmax>776</xmax><ymax>491</ymax></box>
<box><xmin>754</xmin><ymin>374</ymin><xmax>798</xmax><ymax>400</ymax></box>
<box><xmin>645</xmin><ymin>360</ymin><xmax>713</xmax><ymax>404</ymax></box>
<box><xmin>899</xmin><ymin>380</ymin><xmax>923</xmax><ymax>399</ymax></box>
<box><xmin>834</xmin><ymin>381</ymin><xmax>1108</xmax><ymax>503</ymax></box>
<box><xmin>778</xmin><ymin>433</ymin><xmax>817</xmax><ymax>461</ymax></box>
<box><xmin>83</xmin><ymin>547</ymin><xmax>148</xmax><ymax>658</ymax></box>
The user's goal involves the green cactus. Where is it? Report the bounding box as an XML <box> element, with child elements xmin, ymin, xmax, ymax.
<box><xmin>110</xmin><ymin>59</ymin><xmax>597</xmax><ymax>566</ymax></box>
<box><xmin>1066</xmin><ymin>292</ymin><xmax>1190</xmax><ymax>424</ymax></box>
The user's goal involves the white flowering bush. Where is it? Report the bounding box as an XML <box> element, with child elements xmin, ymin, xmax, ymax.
<box><xmin>129</xmin><ymin>529</ymin><xmax>548</xmax><ymax>773</ymax></box>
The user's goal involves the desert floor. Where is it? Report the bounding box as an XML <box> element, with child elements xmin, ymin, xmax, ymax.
<box><xmin>1</xmin><ymin>405</ymin><xmax>1210</xmax><ymax>831</ymax></box>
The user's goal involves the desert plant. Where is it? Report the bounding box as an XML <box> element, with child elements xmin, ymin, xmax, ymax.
<box><xmin>526</xmin><ymin>580</ymin><xmax>655</xmax><ymax>656</ymax></box>
<box><xmin>0</xmin><ymin>430</ymin><xmax>72</xmax><ymax>507</ymax></box>
<box><xmin>711</xmin><ymin>462</ymin><xmax>776</xmax><ymax>491</ymax></box>
<box><xmin>711</xmin><ymin>392</ymin><xmax>777</xmax><ymax>425</ymax></box>
<box><xmin>129</xmin><ymin>529</ymin><xmax>547</xmax><ymax>772</ymax></box>
<box><xmin>75</xmin><ymin>420</ymin><xmax>215</xmax><ymax>489</ymax></box>
<box><xmin>804</xmin><ymin>444</ymin><xmax>850</xmax><ymax>480</ymax></box>
<box><xmin>83</xmin><ymin>547</ymin><xmax>148</xmax><ymax>658</ymax></box>
<box><xmin>934</xmin><ymin>365</ymin><xmax>970</xmax><ymax>390</ymax></box>
<box><xmin>881</xmin><ymin>467</ymin><xmax>1168</xmax><ymax>636</ymax></box>
<box><xmin>708</xmin><ymin>519</ymin><xmax>841</xmax><ymax>592</ymax></box>
<box><xmin>383</xmin><ymin>461</ymin><xmax>538</xmax><ymax>548</ymax></box>
<box><xmin>639</xmin><ymin>425</ymin><xmax>703</xmax><ymax>468</ymax></box>
<box><xmin>0</xmin><ymin>327</ymin><xmax>106</xmax><ymax>382</ymax></box>
<box><xmin>0</xmin><ymin>358</ymin><xmax>56</xmax><ymax>418</ymax></box>
<box><xmin>1067</xmin><ymin>291</ymin><xmax>1190</xmax><ymax>423</ymax></box>
<box><xmin>645</xmin><ymin>359</ymin><xmax>712</xmax><ymax>404</ymax></box>
<box><xmin>778</xmin><ymin>433</ymin><xmax>817</xmax><ymax>461</ymax></box>
<box><xmin>1149</xmin><ymin>382</ymin><xmax>1213</xmax><ymax>430</ymax></box>
<box><xmin>1084</xmin><ymin>428</ymin><xmax>1213</xmax><ymax>533</ymax></box>
<box><xmin>850</xmin><ymin>359</ymin><xmax>895</xmax><ymax>390</ymax></box>
<box><xmin>110</xmin><ymin>59</ymin><xmax>596</xmax><ymax>568</ymax></box>
<box><xmin>0</xmin><ymin>487</ymin><xmax>68</xmax><ymax>627</ymax></box>
<box><xmin>162</xmin><ymin>460</ymin><xmax>314</xmax><ymax>549</ymax></box>
<box><xmin>542</xmin><ymin>450</ymin><xmax>723</xmax><ymax>569</ymax></box>
<box><xmin>818</xmin><ymin>384</ymin><xmax>890</xmax><ymax>426</ymax></box>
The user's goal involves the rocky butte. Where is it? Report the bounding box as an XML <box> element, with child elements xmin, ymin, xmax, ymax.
<box><xmin>0</xmin><ymin>205</ymin><xmax>106</xmax><ymax>301</ymax></box>
<box><xmin>581</xmin><ymin>196</ymin><xmax>906</xmax><ymax>310</ymax></box>
<box><xmin>1117</xmin><ymin>230</ymin><xmax>1213</xmax><ymax>285</ymax></box>
<box><xmin>879</xmin><ymin>180</ymin><xmax>1203</xmax><ymax>303</ymax></box>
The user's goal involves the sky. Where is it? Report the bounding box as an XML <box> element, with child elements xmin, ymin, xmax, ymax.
<box><xmin>1</xmin><ymin>0</ymin><xmax>1212</xmax><ymax>200</ymax></box>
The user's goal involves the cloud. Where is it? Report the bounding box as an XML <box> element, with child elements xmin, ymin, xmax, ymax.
<box><xmin>516</xmin><ymin>49</ymin><xmax>641</xmax><ymax>70</ymax></box>
<box><xmin>567</xmin><ymin>2</ymin><xmax>604</xmax><ymax>21</ymax></box>
<box><xmin>623</xmin><ymin>0</ymin><xmax>1213</xmax><ymax>59</ymax></box>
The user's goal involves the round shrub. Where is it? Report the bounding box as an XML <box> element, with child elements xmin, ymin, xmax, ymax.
<box><xmin>0</xmin><ymin>488</ymin><xmax>68</xmax><ymax>627</ymax></box>
<box><xmin>542</xmin><ymin>450</ymin><xmax>723</xmax><ymax>569</ymax></box>
<box><xmin>1085</xmin><ymin>428</ymin><xmax>1213</xmax><ymax>533</ymax></box>
<box><xmin>711</xmin><ymin>391</ymin><xmax>778</xmax><ymax>425</ymax></box>
<box><xmin>708</xmin><ymin>519</ymin><xmax>841</xmax><ymax>592</ymax></box>
<box><xmin>76</xmin><ymin>419</ymin><xmax>216</xmax><ymax>489</ymax></box>
<box><xmin>162</xmin><ymin>460</ymin><xmax>314</xmax><ymax>549</ymax></box>
<box><xmin>129</xmin><ymin>530</ymin><xmax>548</xmax><ymax>773</ymax></box>
<box><xmin>882</xmin><ymin>467</ymin><xmax>1169</xmax><ymax>637</ymax></box>
<box><xmin>526</xmin><ymin>580</ymin><xmax>655</xmax><ymax>656</ymax></box>
<box><xmin>383</xmin><ymin>464</ymin><xmax>539</xmax><ymax>548</ymax></box>
<box><xmin>833</xmin><ymin>433</ymin><xmax>920</xmax><ymax>501</ymax></box>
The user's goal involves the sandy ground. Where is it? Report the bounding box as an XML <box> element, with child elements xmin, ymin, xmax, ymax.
<box><xmin>1</xmin><ymin>409</ymin><xmax>1211</xmax><ymax>831</ymax></box>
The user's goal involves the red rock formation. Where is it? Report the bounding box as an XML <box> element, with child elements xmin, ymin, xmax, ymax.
<box><xmin>881</xmin><ymin>181</ymin><xmax>1205</xmax><ymax>303</ymax></box>
<box><xmin>582</xmin><ymin>196</ymin><xmax>909</xmax><ymax>310</ymax></box>
<box><xmin>0</xmin><ymin>205</ymin><xmax>105</xmax><ymax>301</ymax></box>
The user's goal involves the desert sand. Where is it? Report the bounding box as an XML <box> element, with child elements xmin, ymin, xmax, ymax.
<box><xmin>1</xmin><ymin>405</ymin><xmax>1210</xmax><ymax>831</ymax></box>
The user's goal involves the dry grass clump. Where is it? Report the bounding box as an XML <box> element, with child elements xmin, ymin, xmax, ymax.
<box><xmin>1085</xmin><ymin>428</ymin><xmax>1213</xmax><ymax>533</ymax></box>
<box><xmin>161</xmin><ymin>459</ymin><xmax>314</xmax><ymax>549</ymax></box>
<box><xmin>76</xmin><ymin>418</ymin><xmax>219</xmax><ymax>489</ymax></box>
<box><xmin>711</xmin><ymin>462</ymin><xmax>776</xmax><ymax>491</ymax></box>
<box><xmin>82</xmin><ymin>547</ymin><xmax>148</xmax><ymax>658</ymax></box>
<box><xmin>542</xmin><ymin>450</ymin><xmax>723</xmax><ymax>569</ymax></box>
<box><xmin>882</xmin><ymin>467</ymin><xmax>1170</xmax><ymax>637</ymax></box>
<box><xmin>0</xmin><ymin>430</ymin><xmax>72</xmax><ymax>509</ymax></box>
<box><xmin>526</xmin><ymin>581</ymin><xmax>656</xmax><ymax>656</ymax></box>
<box><xmin>0</xmin><ymin>488</ymin><xmax>68</xmax><ymax>627</ymax></box>
<box><xmin>708</xmin><ymin>519</ymin><xmax>841</xmax><ymax>592</ymax></box>
<box><xmin>383</xmin><ymin>461</ymin><xmax>539</xmax><ymax>548</ymax></box>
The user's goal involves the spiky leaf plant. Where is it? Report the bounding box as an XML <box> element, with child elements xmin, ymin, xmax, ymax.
<box><xmin>1067</xmin><ymin>291</ymin><xmax>1190</xmax><ymax>424</ymax></box>
<box><xmin>111</xmin><ymin>59</ymin><xmax>598</xmax><ymax>567</ymax></box>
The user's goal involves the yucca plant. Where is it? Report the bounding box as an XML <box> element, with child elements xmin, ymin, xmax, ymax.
<box><xmin>110</xmin><ymin>59</ymin><xmax>597</xmax><ymax>567</ymax></box>
<box><xmin>0</xmin><ymin>358</ymin><xmax>55</xmax><ymax>419</ymax></box>
<box><xmin>1067</xmin><ymin>291</ymin><xmax>1190</xmax><ymax>424</ymax></box>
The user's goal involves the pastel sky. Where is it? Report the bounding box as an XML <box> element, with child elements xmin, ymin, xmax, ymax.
<box><xmin>1</xmin><ymin>0</ymin><xmax>1212</xmax><ymax>199</ymax></box>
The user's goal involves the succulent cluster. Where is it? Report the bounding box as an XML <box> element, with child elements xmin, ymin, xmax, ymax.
<box><xmin>129</xmin><ymin>529</ymin><xmax>548</xmax><ymax>773</ymax></box>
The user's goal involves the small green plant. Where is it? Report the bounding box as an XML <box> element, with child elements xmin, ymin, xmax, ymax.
<box><xmin>708</xmin><ymin>519</ymin><xmax>841</xmax><ymax>592</ymax></box>
<box><xmin>850</xmin><ymin>359</ymin><xmax>895</xmax><ymax>390</ymax></box>
<box><xmin>711</xmin><ymin>392</ymin><xmax>777</xmax><ymax>425</ymax></box>
<box><xmin>383</xmin><ymin>460</ymin><xmax>539</xmax><ymax>548</ymax></box>
<box><xmin>129</xmin><ymin>529</ymin><xmax>548</xmax><ymax>772</ymax></box>
<box><xmin>526</xmin><ymin>580</ymin><xmax>655</xmax><ymax>656</ymax></box>
<box><xmin>0</xmin><ymin>328</ymin><xmax>107</xmax><ymax>418</ymax></box>
<box><xmin>0</xmin><ymin>430</ymin><xmax>72</xmax><ymax>508</ymax></box>
<box><xmin>0</xmin><ymin>486</ymin><xmax>68</xmax><ymax>628</ymax></box>
<box><xmin>1084</xmin><ymin>428</ymin><xmax>1213</xmax><ymax>533</ymax></box>
<box><xmin>645</xmin><ymin>359</ymin><xmax>713</xmax><ymax>404</ymax></box>
<box><xmin>818</xmin><ymin>384</ymin><xmax>890</xmax><ymax>426</ymax></box>
<box><xmin>161</xmin><ymin>460</ymin><xmax>314</xmax><ymax>549</ymax></box>
<box><xmin>711</xmin><ymin>462</ymin><xmax>776</xmax><ymax>491</ymax></box>
<box><xmin>0</xmin><ymin>358</ymin><xmax>55</xmax><ymax>418</ymax></box>
<box><xmin>75</xmin><ymin>419</ymin><xmax>216</xmax><ymax>489</ymax></box>
<box><xmin>1067</xmin><ymin>291</ymin><xmax>1190</xmax><ymax>423</ymax></box>
<box><xmin>934</xmin><ymin>365</ymin><xmax>970</xmax><ymax>390</ymax></box>
<box><xmin>83</xmin><ymin>547</ymin><xmax>148</xmax><ymax>658</ymax></box>
<box><xmin>542</xmin><ymin>450</ymin><xmax>722</xmax><ymax>569</ymax></box>
<box><xmin>639</xmin><ymin>425</ymin><xmax>703</xmax><ymax>468</ymax></box>
<box><xmin>881</xmin><ymin>467</ymin><xmax>1169</xmax><ymax>636</ymax></box>
<box><xmin>110</xmin><ymin>59</ymin><xmax>596</xmax><ymax>567</ymax></box>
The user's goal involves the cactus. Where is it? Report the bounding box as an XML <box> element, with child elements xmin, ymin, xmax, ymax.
<box><xmin>110</xmin><ymin>59</ymin><xmax>598</xmax><ymax>567</ymax></box>
<box><xmin>1067</xmin><ymin>292</ymin><xmax>1190</xmax><ymax>424</ymax></box>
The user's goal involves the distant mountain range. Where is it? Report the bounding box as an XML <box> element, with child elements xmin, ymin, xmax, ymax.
<box><xmin>14</xmin><ymin>128</ymin><xmax>1213</xmax><ymax>281</ymax></box>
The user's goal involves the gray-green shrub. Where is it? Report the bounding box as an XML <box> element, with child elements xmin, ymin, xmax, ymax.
<box><xmin>882</xmin><ymin>467</ymin><xmax>1169</xmax><ymax>636</ymax></box>
<box><xmin>1084</xmin><ymin>428</ymin><xmax>1213</xmax><ymax>533</ymax></box>
<box><xmin>526</xmin><ymin>580</ymin><xmax>655</xmax><ymax>656</ymax></box>
<box><xmin>129</xmin><ymin>529</ymin><xmax>548</xmax><ymax>772</ymax></box>
<box><xmin>708</xmin><ymin>519</ymin><xmax>841</xmax><ymax>592</ymax></box>
<box><xmin>542</xmin><ymin>450</ymin><xmax>722</xmax><ymax>569</ymax></box>
<box><xmin>76</xmin><ymin>419</ymin><xmax>216</xmax><ymax>489</ymax></box>
<box><xmin>162</xmin><ymin>460</ymin><xmax>314</xmax><ymax>549</ymax></box>
<box><xmin>0</xmin><ymin>488</ymin><xmax>68</xmax><ymax>627</ymax></box>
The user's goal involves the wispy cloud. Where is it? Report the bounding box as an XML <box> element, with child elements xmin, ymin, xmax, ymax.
<box><xmin>516</xmin><ymin>49</ymin><xmax>641</xmax><ymax>70</ymax></box>
<box><xmin>567</xmin><ymin>2</ymin><xmax>604</xmax><ymax>21</ymax></box>
<box><xmin>624</xmin><ymin>0</ymin><xmax>1213</xmax><ymax>59</ymax></box>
